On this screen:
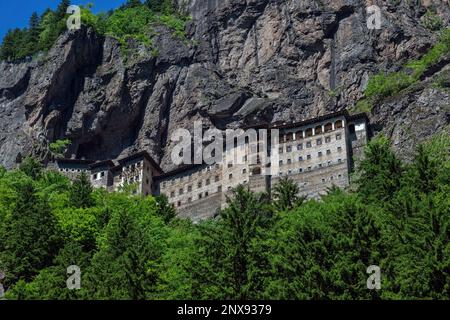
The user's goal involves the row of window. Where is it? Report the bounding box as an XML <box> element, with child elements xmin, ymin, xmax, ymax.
<box><xmin>279</xmin><ymin>147</ymin><xmax>343</xmax><ymax>166</ymax></box>
<box><xmin>279</xmin><ymin>159</ymin><xmax>345</xmax><ymax>176</ymax></box>
<box><xmin>174</xmin><ymin>186</ymin><xmax>223</xmax><ymax>206</ymax></box>
<box><xmin>169</xmin><ymin>175</ymin><xmax>222</xmax><ymax>197</ymax></box>
<box><xmin>162</xmin><ymin>165</ymin><xmax>221</xmax><ymax>188</ymax></box>
<box><xmin>279</xmin><ymin>134</ymin><xmax>342</xmax><ymax>154</ymax></box>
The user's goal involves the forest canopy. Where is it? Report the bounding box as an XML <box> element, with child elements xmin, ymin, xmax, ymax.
<box><xmin>0</xmin><ymin>132</ymin><xmax>449</xmax><ymax>300</ymax></box>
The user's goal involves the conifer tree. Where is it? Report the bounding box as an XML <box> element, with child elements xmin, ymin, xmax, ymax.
<box><xmin>272</xmin><ymin>177</ymin><xmax>305</xmax><ymax>211</ymax></box>
<box><xmin>69</xmin><ymin>172</ymin><xmax>94</xmax><ymax>208</ymax></box>
<box><xmin>0</xmin><ymin>181</ymin><xmax>61</xmax><ymax>286</ymax></box>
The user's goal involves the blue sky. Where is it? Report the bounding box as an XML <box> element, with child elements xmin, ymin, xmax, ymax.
<box><xmin>0</xmin><ymin>0</ymin><xmax>127</xmax><ymax>41</ymax></box>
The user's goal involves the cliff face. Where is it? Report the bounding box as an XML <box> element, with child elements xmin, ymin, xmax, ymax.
<box><xmin>0</xmin><ymin>0</ymin><xmax>449</xmax><ymax>170</ymax></box>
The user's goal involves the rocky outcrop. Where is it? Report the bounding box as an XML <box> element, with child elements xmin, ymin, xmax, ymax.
<box><xmin>0</xmin><ymin>0</ymin><xmax>449</xmax><ymax>169</ymax></box>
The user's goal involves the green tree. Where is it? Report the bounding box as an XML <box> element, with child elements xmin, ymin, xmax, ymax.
<box><xmin>0</xmin><ymin>181</ymin><xmax>61</xmax><ymax>287</ymax></box>
<box><xmin>125</xmin><ymin>0</ymin><xmax>143</xmax><ymax>8</ymax></box>
<box><xmin>25</xmin><ymin>12</ymin><xmax>41</xmax><ymax>57</ymax></box>
<box><xmin>272</xmin><ymin>177</ymin><xmax>305</xmax><ymax>211</ymax></box>
<box><xmin>155</xmin><ymin>194</ymin><xmax>177</xmax><ymax>223</ymax></box>
<box><xmin>55</xmin><ymin>0</ymin><xmax>71</xmax><ymax>20</ymax></box>
<box><xmin>82</xmin><ymin>195</ymin><xmax>167</xmax><ymax>299</ymax></box>
<box><xmin>49</xmin><ymin>139</ymin><xmax>71</xmax><ymax>157</ymax></box>
<box><xmin>356</xmin><ymin>135</ymin><xmax>403</xmax><ymax>203</ymax></box>
<box><xmin>69</xmin><ymin>172</ymin><xmax>93</xmax><ymax>208</ymax></box>
<box><xmin>191</xmin><ymin>185</ymin><xmax>272</xmax><ymax>299</ymax></box>
<box><xmin>19</xmin><ymin>157</ymin><xmax>43</xmax><ymax>180</ymax></box>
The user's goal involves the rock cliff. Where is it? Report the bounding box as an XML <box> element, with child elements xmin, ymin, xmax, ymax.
<box><xmin>0</xmin><ymin>0</ymin><xmax>449</xmax><ymax>170</ymax></box>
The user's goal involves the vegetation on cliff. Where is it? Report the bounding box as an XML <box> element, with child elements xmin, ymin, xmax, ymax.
<box><xmin>0</xmin><ymin>0</ymin><xmax>190</xmax><ymax>61</ymax></box>
<box><xmin>0</xmin><ymin>132</ymin><xmax>449</xmax><ymax>300</ymax></box>
<box><xmin>355</xmin><ymin>27</ymin><xmax>450</xmax><ymax>113</ymax></box>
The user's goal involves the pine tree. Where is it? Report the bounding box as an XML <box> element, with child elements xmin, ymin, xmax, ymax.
<box><xmin>55</xmin><ymin>0</ymin><xmax>71</xmax><ymax>20</ymax></box>
<box><xmin>69</xmin><ymin>172</ymin><xmax>94</xmax><ymax>208</ymax></box>
<box><xmin>272</xmin><ymin>177</ymin><xmax>305</xmax><ymax>211</ymax></box>
<box><xmin>125</xmin><ymin>0</ymin><xmax>143</xmax><ymax>8</ymax></box>
<box><xmin>155</xmin><ymin>194</ymin><xmax>177</xmax><ymax>223</ymax></box>
<box><xmin>25</xmin><ymin>12</ymin><xmax>41</xmax><ymax>57</ymax></box>
<box><xmin>0</xmin><ymin>182</ymin><xmax>61</xmax><ymax>286</ymax></box>
<box><xmin>356</xmin><ymin>135</ymin><xmax>403</xmax><ymax>203</ymax></box>
<box><xmin>19</xmin><ymin>157</ymin><xmax>43</xmax><ymax>180</ymax></box>
<box><xmin>192</xmin><ymin>186</ymin><xmax>272</xmax><ymax>299</ymax></box>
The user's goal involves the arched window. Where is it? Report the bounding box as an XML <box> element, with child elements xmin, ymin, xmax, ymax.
<box><xmin>324</xmin><ymin>122</ymin><xmax>333</xmax><ymax>132</ymax></box>
<box><xmin>305</xmin><ymin>128</ymin><xmax>313</xmax><ymax>137</ymax></box>
<box><xmin>335</xmin><ymin>120</ymin><xmax>343</xmax><ymax>129</ymax></box>
<box><xmin>296</xmin><ymin>131</ymin><xmax>303</xmax><ymax>140</ymax></box>
<box><xmin>315</xmin><ymin>125</ymin><xmax>323</xmax><ymax>135</ymax></box>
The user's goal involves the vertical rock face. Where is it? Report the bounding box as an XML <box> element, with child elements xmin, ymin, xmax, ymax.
<box><xmin>0</xmin><ymin>0</ymin><xmax>449</xmax><ymax>169</ymax></box>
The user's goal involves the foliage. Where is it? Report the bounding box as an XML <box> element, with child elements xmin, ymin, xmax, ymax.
<box><xmin>0</xmin><ymin>0</ymin><xmax>190</xmax><ymax>62</ymax></box>
<box><xmin>272</xmin><ymin>177</ymin><xmax>305</xmax><ymax>211</ymax></box>
<box><xmin>69</xmin><ymin>172</ymin><xmax>94</xmax><ymax>209</ymax></box>
<box><xmin>0</xmin><ymin>133</ymin><xmax>449</xmax><ymax>300</ymax></box>
<box><xmin>49</xmin><ymin>139</ymin><xmax>71</xmax><ymax>156</ymax></box>
<box><xmin>357</xmin><ymin>28</ymin><xmax>450</xmax><ymax>111</ymax></box>
<box><xmin>421</xmin><ymin>9</ymin><xmax>444</xmax><ymax>32</ymax></box>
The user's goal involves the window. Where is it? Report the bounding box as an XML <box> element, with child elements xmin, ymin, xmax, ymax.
<box><xmin>279</xmin><ymin>147</ymin><xmax>283</xmax><ymax>154</ymax></box>
<box><xmin>279</xmin><ymin>172</ymin><xmax>283</xmax><ymax>176</ymax></box>
<box><xmin>322</xmin><ymin>178</ymin><xmax>326</xmax><ymax>183</ymax></box>
<box><xmin>177</xmin><ymin>201</ymin><xmax>181</xmax><ymax>207</ymax></box>
<box><xmin>198</xmin><ymin>193</ymin><xmax>203</xmax><ymax>199</ymax></box>
<box><xmin>93</xmin><ymin>173</ymin><xmax>98</xmax><ymax>180</ymax></box>
<box><xmin>328</xmin><ymin>161</ymin><xmax>332</xmax><ymax>166</ymax></box>
<box><xmin>279</xmin><ymin>160</ymin><xmax>283</xmax><ymax>165</ymax></box>
<box><xmin>287</xmin><ymin>146</ymin><xmax>292</xmax><ymax>152</ymax></box>
<box><xmin>242</xmin><ymin>168</ymin><xmax>247</xmax><ymax>174</ymax></box>
<box><xmin>306</xmin><ymin>141</ymin><xmax>312</xmax><ymax>148</ymax></box>
<box><xmin>317</xmin><ymin>138</ymin><xmax>322</xmax><ymax>145</ymax></box>
<box><xmin>188</xmin><ymin>197</ymin><xmax>192</xmax><ymax>203</ymax></box>
<box><xmin>206</xmin><ymin>179</ymin><xmax>211</xmax><ymax>186</ymax></box>
<box><xmin>162</xmin><ymin>182</ymin><xmax>166</xmax><ymax>188</ymax></box>
<box><xmin>336</xmin><ymin>134</ymin><xmax>342</xmax><ymax>140</ymax></box>
<box><xmin>299</xmin><ymin>156</ymin><xmax>303</xmax><ymax>162</ymax></box>
<box><xmin>229</xmin><ymin>174</ymin><xmax>233</xmax><ymax>180</ymax></box>
<box><xmin>170</xmin><ymin>191</ymin><xmax>175</xmax><ymax>197</ymax></box>
<box><xmin>179</xmin><ymin>188</ymin><xmax>184</xmax><ymax>195</ymax></box>
<box><xmin>188</xmin><ymin>185</ymin><xmax>192</xmax><ymax>192</ymax></box>
<box><xmin>307</xmin><ymin>155</ymin><xmax>311</xmax><ymax>160</ymax></box>
<box><xmin>228</xmin><ymin>163</ymin><xmax>233</xmax><ymax>168</ymax></box>
<box><xmin>318</xmin><ymin>163</ymin><xmax>323</xmax><ymax>168</ymax></box>
<box><xmin>338</xmin><ymin>159</ymin><xmax>342</xmax><ymax>163</ymax></box>
<box><xmin>146</xmin><ymin>179</ymin><xmax>149</xmax><ymax>185</ymax></box>
<box><xmin>325</xmin><ymin>136</ymin><xmax>331</xmax><ymax>143</ymax></box>
<box><xmin>318</xmin><ymin>152</ymin><xmax>323</xmax><ymax>157</ymax></box>
<box><xmin>218</xmin><ymin>186</ymin><xmax>222</xmax><ymax>193</ymax></box>
<box><xmin>287</xmin><ymin>159</ymin><xmax>292</xmax><ymax>164</ymax></box>
<box><xmin>299</xmin><ymin>168</ymin><xmax>303</xmax><ymax>173</ymax></box>
<box><xmin>198</xmin><ymin>181</ymin><xmax>202</xmax><ymax>188</ymax></box>
<box><xmin>297</xmin><ymin>144</ymin><xmax>303</xmax><ymax>150</ymax></box>
<box><xmin>327</xmin><ymin>149</ymin><xmax>331</xmax><ymax>155</ymax></box>
<box><xmin>205</xmin><ymin>192</ymin><xmax>209</xmax><ymax>197</ymax></box>
<box><xmin>307</xmin><ymin>166</ymin><xmax>312</xmax><ymax>171</ymax></box>
<box><xmin>215</xmin><ymin>175</ymin><xmax>220</xmax><ymax>182</ymax></box>
<box><xmin>337</xmin><ymin>146</ymin><xmax>342</xmax><ymax>152</ymax></box>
